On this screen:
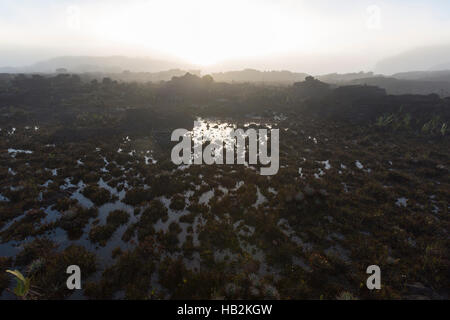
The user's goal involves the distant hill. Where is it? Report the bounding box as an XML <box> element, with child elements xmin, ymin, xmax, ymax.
<box><xmin>2</xmin><ymin>55</ymin><xmax>450</xmax><ymax>97</ymax></box>
<box><xmin>374</xmin><ymin>45</ymin><xmax>450</xmax><ymax>74</ymax></box>
<box><xmin>0</xmin><ymin>56</ymin><xmax>193</xmax><ymax>73</ymax></box>
<box><xmin>291</xmin><ymin>76</ymin><xmax>331</xmax><ymax>99</ymax></box>
<box><xmin>392</xmin><ymin>70</ymin><xmax>450</xmax><ymax>82</ymax></box>
<box><xmin>315</xmin><ymin>71</ymin><xmax>450</xmax><ymax>97</ymax></box>
<box><xmin>343</xmin><ymin>76</ymin><xmax>450</xmax><ymax>97</ymax></box>
<box><xmin>78</xmin><ymin>69</ymin><xmax>201</xmax><ymax>83</ymax></box>
<box><xmin>316</xmin><ymin>72</ymin><xmax>378</xmax><ymax>83</ymax></box>
<box><xmin>431</xmin><ymin>62</ymin><xmax>450</xmax><ymax>71</ymax></box>
<box><xmin>211</xmin><ymin>69</ymin><xmax>309</xmax><ymax>84</ymax></box>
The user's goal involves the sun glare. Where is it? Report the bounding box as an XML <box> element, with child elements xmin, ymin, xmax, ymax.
<box><xmin>87</xmin><ymin>0</ymin><xmax>312</xmax><ymax>66</ymax></box>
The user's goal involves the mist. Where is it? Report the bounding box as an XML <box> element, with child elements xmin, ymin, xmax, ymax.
<box><xmin>1</xmin><ymin>0</ymin><xmax>449</xmax><ymax>304</ymax></box>
<box><xmin>2</xmin><ymin>0</ymin><xmax>450</xmax><ymax>74</ymax></box>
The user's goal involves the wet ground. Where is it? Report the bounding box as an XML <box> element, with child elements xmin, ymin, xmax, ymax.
<box><xmin>0</xmin><ymin>113</ymin><xmax>449</xmax><ymax>299</ymax></box>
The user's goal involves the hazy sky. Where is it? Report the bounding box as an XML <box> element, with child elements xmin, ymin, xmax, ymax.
<box><xmin>1</xmin><ymin>0</ymin><xmax>450</xmax><ymax>73</ymax></box>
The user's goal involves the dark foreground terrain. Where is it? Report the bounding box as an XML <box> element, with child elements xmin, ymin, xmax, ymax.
<box><xmin>0</xmin><ymin>74</ymin><xmax>448</xmax><ymax>299</ymax></box>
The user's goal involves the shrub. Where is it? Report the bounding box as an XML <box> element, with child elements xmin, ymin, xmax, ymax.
<box><xmin>81</xmin><ymin>185</ymin><xmax>111</xmax><ymax>206</ymax></box>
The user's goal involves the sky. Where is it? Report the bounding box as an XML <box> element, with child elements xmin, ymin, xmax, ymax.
<box><xmin>1</xmin><ymin>0</ymin><xmax>450</xmax><ymax>73</ymax></box>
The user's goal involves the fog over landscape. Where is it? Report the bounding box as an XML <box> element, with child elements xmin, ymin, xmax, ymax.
<box><xmin>0</xmin><ymin>0</ymin><xmax>449</xmax><ymax>303</ymax></box>
<box><xmin>2</xmin><ymin>0</ymin><xmax>450</xmax><ymax>74</ymax></box>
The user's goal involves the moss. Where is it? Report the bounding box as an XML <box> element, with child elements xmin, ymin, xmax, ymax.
<box><xmin>15</xmin><ymin>238</ymin><xmax>57</xmax><ymax>266</ymax></box>
<box><xmin>0</xmin><ymin>257</ymin><xmax>13</xmax><ymax>295</ymax></box>
<box><xmin>89</xmin><ymin>210</ymin><xmax>130</xmax><ymax>246</ymax></box>
<box><xmin>53</xmin><ymin>198</ymin><xmax>78</xmax><ymax>212</ymax></box>
<box><xmin>81</xmin><ymin>185</ymin><xmax>112</xmax><ymax>206</ymax></box>
<box><xmin>360</xmin><ymin>181</ymin><xmax>389</xmax><ymax>201</ymax></box>
<box><xmin>107</xmin><ymin>210</ymin><xmax>130</xmax><ymax>226</ymax></box>
<box><xmin>182</xmin><ymin>235</ymin><xmax>195</xmax><ymax>257</ymax></box>
<box><xmin>122</xmin><ymin>223</ymin><xmax>137</xmax><ymax>242</ymax></box>
<box><xmin>198</xmin><ymin>218</ymin><xmax>240</xmax><ymax>251</ymax></box>
<box><xmin>0</xmin><ymin>209</ymin><xmax>46</xmax><ymax>242</ymax></box>
<box><xmin>89</xmin><ymin>224</ymin><xmax>116</xmax><ymax>246</ymax></box>
<box><xmin>58</xmin><ymin>207</ymin><xmax>98</xmax><ymax>240</ymax></box>
<box><xmin>123</xmin><ymin>188</ymin><xmax>153</xmax><ymax>205</ymax></box>
<box><xmin>179</xmin><ymin>212</ymin><xmax>196</xmax><ymax>224</ymax></box>
<box><xmin>111</xmin><ymin>247</ymin><xmax>123</xmax><ymax>259</ymax></box>
<box><xmin>169</xmin><ymin>194</ymin><xmax>186</xmax><ymax>211</ymax></box>
<box><xmin>85</xmin><ymin>242</ymin><xmax>156</xmax><ymax>299</ymax></box>
<box><xmin>385</xmin><ymin>170</ymin><xmax>413</xmax><ymax>184</ymax></box>
<box><xmin>158</xmin><ymin>257</ymin><xmax>188</xmax><ymax>293</ymax></box>
<box><xmin>150</xmin><ymin>174</ymin><xmax>184</xmax><ymax>197</ymax></box>
<box><xmin>135</xmin><ymin>200</ymin><xmax>168</xmax><ymax>241</ymax></box>
<box><xmin>14</xmin><ymin>239</ymin><xmax>96</xmax><ymax>299</ymax></box>
<box><xmin>159</xmin><ymin>232</ymin><xmax>179</xmax><ymax>250</ymax></box>
<box><xmin>1</xmin><ymin>94</ymin><xmax>449</xmax><ymax>300</ymax></box>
